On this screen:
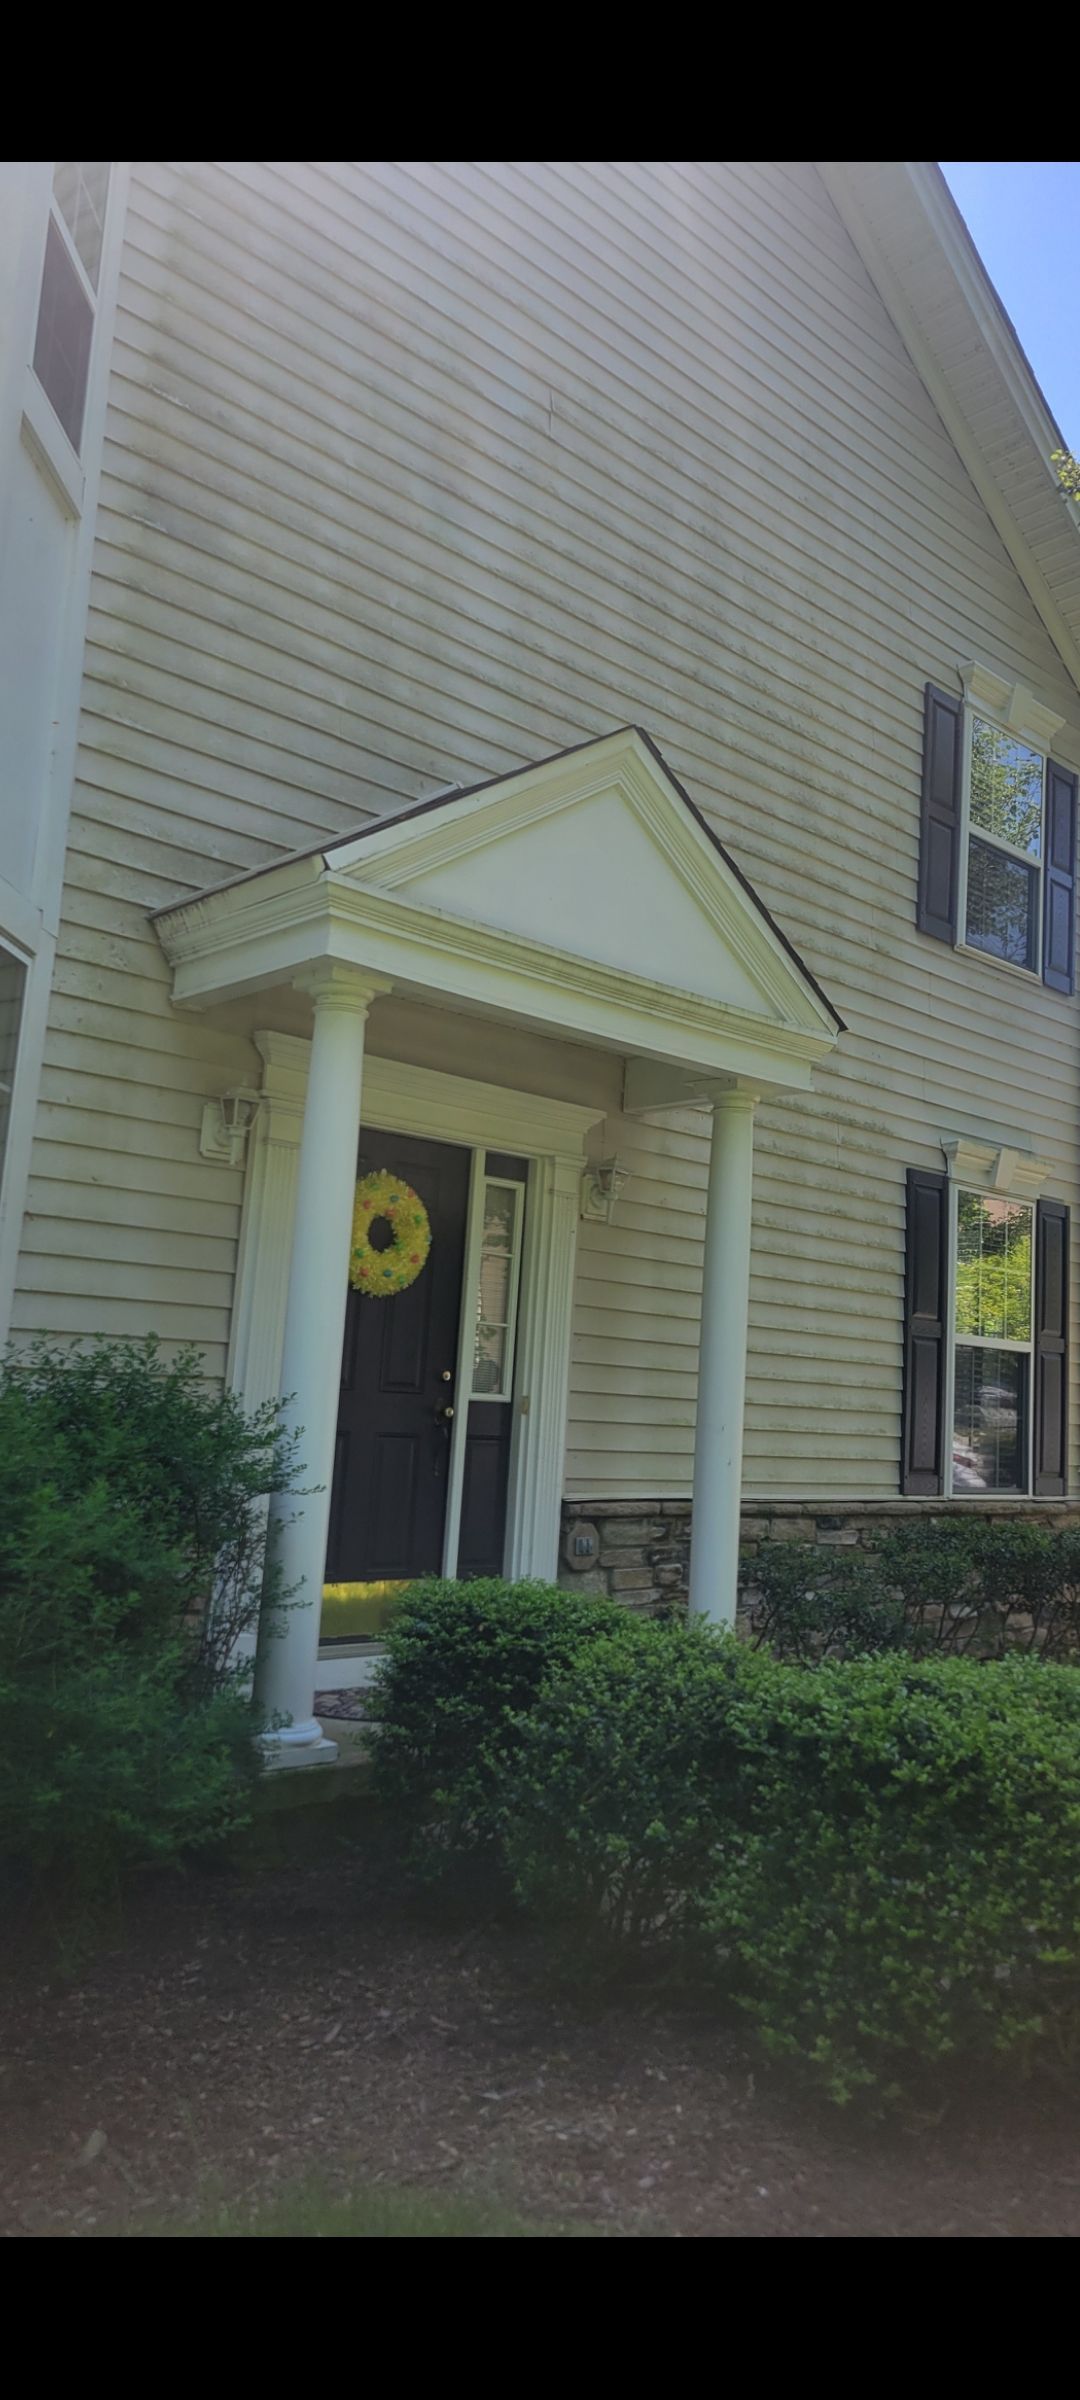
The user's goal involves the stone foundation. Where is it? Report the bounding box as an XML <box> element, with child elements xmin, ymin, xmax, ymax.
<box><xmin>559</xmin><ymin>1494</ymin><xmax>1080</xmax><ymax>1618</ymax></box>
<box><xmin>559</xmin><ymin>1498</ymin><xmax>693</xmax><ymax>1614</ymax></box>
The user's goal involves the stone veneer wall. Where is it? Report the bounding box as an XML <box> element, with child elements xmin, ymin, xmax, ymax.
<box><xmin>559</xmin><ymin>1495</ymin><xmax>1080</xmax><ymax>1619</ymax></box>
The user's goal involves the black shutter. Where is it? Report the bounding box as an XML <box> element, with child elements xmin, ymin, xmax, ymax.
<box><xmin>1043</xmin><ymin>762</ymin><xmax>1077</xmax><ymax>995</ymax></box>
<box><xmin>917</xmin><ymin>684</ymin><xmax>963</xmax><ymax>945</ymax></box>
<box><xmin>902</xmin><ymin>1168</ymin><xmax>948</xmax><ymax>1494</ymax></box>
<box><xmin>1034</xmin><ymin>1199</ymin><xmax>1069</xmax><ymax>1495</ymax></box>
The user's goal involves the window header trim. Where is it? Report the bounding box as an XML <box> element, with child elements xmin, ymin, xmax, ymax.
<box><xmin>958</xmin><ymin>659</ymin><xmax>1067</xmax><ymax>757</ymax></box>
<box><xmin>941</xmin><ymin>1135</ymin><xmax>1053</xmax><ymax>1204</ymax></box>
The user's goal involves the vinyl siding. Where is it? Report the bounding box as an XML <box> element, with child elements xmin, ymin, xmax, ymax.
<box><xmin>14</xmin><ymin>159</ymin><xmax>1080</xmax><ymax>1499</ymax></box>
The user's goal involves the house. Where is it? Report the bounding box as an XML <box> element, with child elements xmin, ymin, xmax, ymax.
<box><xmin>1</xmin><ymin>160</ymin><xmax>1078</xmax><ymax>1763</ymax></box>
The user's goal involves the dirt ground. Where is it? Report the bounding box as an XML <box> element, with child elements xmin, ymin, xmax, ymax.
<box><xmin>3</xmin><ymin>1806</ymin><xmax>1080</xmax><ymax>2239</ymax></box>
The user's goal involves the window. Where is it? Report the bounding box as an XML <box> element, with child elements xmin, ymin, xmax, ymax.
<box><xmin>902</xmin><ymin>1160</ymin><xmax>1069</xmax><ymax>1499</ymax></box>
<box><xmin>0</xmin><ymin>943</ymin><xmax>29</xmax><ymax>1206</ymax></box>
<box><xmin>31</xmin><ymin>163</ymin><xmax>111</xmax><ymax>454</ymax></box>
<box><xmin>965</xmin><ymin>720</ymin><xmax>1045</xmax><ymax>970</ymax></box>
<box><xmin>951</xmin><ymin>1189</ymin><xmax>1033</xmax><ymax>1493</ymax></box>
<box><xmin>917</xmin><ymin>679</ymin><xmax>1078</xmax><ymax>993</ymax></box>
<box><xmin>470</xmin><ymin>1175</ymin><xmax>525</xmax><ymax>1400</ymax></box>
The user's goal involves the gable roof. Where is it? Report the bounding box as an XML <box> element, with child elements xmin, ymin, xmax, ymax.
<box><xmin>153</xmin><ymin>726</ymin><xmax>844</xmax><ymax>1088</ymax></box>
<box><xmin>151</xmin><ymin>727</ymin><xmax>843</xmax><ymax>1031</ymax></box>
<box><xmin>819</xmin><ymin>163</ymin><xmax>1080</xmax><ymax>696</ymax></box>
<box><xmin>327</xmin><ymin>727</ymin><xmax>846</xmax><ymax>1033</ymax></box>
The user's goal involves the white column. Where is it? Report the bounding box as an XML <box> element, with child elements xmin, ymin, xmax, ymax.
<box><xmin>504</xmin><ymin>1152</ymin><xmax>582</xmax><ymax>1582</ymax></box>
<box><xmin>254</xmin><ymin>963</ymin><xmax>387</xmax><ymax>1755</ymax></box>
<box><xmin>688</xmin><ymin>1089</ymin><xmax>757</xmax><ymax>1626</ymax></box>
<box><xmin>227</xmin><ymin>1037</ymin><xmax>307</xmax><ymax>1420</ymax></box>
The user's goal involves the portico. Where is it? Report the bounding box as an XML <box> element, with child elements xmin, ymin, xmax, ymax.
<box><xmin>152</xmin><ymin>728</ymin><xmax>841</xmax><ymax>1761</ymax></box>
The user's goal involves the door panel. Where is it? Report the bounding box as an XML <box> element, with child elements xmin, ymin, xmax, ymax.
<box><xmin>366</xmin><ymin>1431</ymin><xmax>421</xmax><ymax>1573</ymax></box>
<box><xmin>324</xmin><ymin>1131</ymin><xmax>470</xmax><ymax>1604</ymax></box>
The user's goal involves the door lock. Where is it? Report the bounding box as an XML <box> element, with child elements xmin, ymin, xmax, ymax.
<box><xmin>440</xmin><ymin>1369</ymin><xmax>453</xmax><ymax>1382</ymax></box>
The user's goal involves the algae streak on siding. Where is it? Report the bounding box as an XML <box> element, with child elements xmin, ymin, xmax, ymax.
<box><xmin>16</xmin><ymin>162</ymin><xmax>1080</xmax><ymax>1502</ymax></box>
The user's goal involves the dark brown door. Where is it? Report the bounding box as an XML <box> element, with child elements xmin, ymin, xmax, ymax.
<box><xmin>325</xmin><ymin>1131</ymin><xmax>470</xmax><ymax>1589</ymax></box>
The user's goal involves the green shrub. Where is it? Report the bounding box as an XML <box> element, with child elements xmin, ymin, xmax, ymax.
<box><xmin>0</xmin><ymin>1656</ymin><xmax>258</xmax><ymax>1931</ymax></box>
<box><xmin>0</xmin><ymin>1337</ymin><xmax>301</xmax><ymax>1924</ymax></box>
<box><xmin>504</xmin><ymin>1620</ymin><xmax>1080</xmax><ymax>2107</ymax></box>
<box><xmin>373</xmin><ymin>1577</ymin><xmax>1080</xmax><ymax>2110</ymax></box>
<box><xmin>369</xmin><ymin>1577</ymin><xmax>627</xmax><ymax>1886</ymax></box>
<box><xmin>741</xmin><ymin>1541</ymin><xmax>912</xmax><ymax>1661</ymax></box>
<box><xmin>0</xmin><ymin>1337</ymin><xmax>302</xmax><ymax>1696</ymax></box>
<box><xmin>706</xmin><ymin>1651</ymin><xmax>1080</xmax><ymax>2108</ymax></box>
<box><xmin>503</xmin><ymin>1617</ymin><xmax>751</xmax><ymax>1960</ymax></box>
<box><xmin>741</xmin><ymin>1521</ymin><xmax>1080</xmax><ymax>1663</ymax></box>
<box><xmin>876</xmin><ymin>1519</ymin><xmax>1080</xmax><ymax>1658</ymax></box>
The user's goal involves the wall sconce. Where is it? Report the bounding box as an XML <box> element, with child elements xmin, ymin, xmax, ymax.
<box><xmin>580</xmin><ymin>1155</ymin><xmax>631</xmax><ymax>1224</ymax></box>
<box><xmin>199</xmin><ymin>1088</ymin><xmax>263</xmax><ymax>1168</ymax></box>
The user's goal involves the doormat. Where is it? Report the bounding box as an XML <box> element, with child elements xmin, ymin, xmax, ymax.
<box><xmin>314</xmin><ymin>1689</ymin><xmax>370</xmax><ymax>1723</ymax></box>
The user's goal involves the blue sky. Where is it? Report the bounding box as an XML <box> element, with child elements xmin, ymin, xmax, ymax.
<box><xmin>940</xmin><ymin>163</ymin><xmax>1080</xmax><ymax>452</ymax></box>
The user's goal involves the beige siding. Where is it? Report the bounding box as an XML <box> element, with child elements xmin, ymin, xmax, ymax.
<box><xmin>15</xmin><ymin>160</ymin><xmax>1080</xmax><ymax>1498</ymax></box>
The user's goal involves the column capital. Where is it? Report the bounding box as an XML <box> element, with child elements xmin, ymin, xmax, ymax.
<box><xmin>293</xmin><ymin>960</ymin><xmax>392</xmax><ymax>1016</ymax></box>
<box><xmin>710</xmin><ymin>1083</ymin><xmax>761</xmax><ymax>1116</ymax></box>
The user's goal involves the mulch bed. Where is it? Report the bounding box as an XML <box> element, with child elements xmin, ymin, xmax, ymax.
<box><xmin>3</xmin><ymin>1810</ymin><xmax>1080</xmax><ymax>2239</ymax></box>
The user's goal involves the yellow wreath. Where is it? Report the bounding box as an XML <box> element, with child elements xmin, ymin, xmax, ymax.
<box><xmin>349</xmin><ymin>1170</ymin><xmax>432</xmax><ymax>1298</ymax></box>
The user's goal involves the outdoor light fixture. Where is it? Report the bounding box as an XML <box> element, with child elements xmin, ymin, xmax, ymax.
<box><xmin>580</xmin><ymin>1155</ymin><xmax>631</xmax><ymax>1224</ymax></box>
<box><xmin>199</xmin><ymin>1088</ymin><xmax>263</xmax><ymax>1168</ymax></box>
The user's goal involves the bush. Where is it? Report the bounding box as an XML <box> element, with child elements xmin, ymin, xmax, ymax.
<box><xmin>740</xmin><ymin>1540</ymin><xmax>912</xmax><ymax>1661</ymax></box>
<box><xmin>504</xmin><ymin>1617</ymin><xmax>751</xmax><ymax>1958</ymax></box>
<box><xmin>373</xmin><ymin>1579</ymin><xmax>1080</xmax><ymax>2109</ymax></box>
<box><xmin>369</xmin><ymin>1577</ymin><xmax>627</xmax><ymax>1887</ymax></box>
<box><xmin>706</xmin><ymin>1650</ymin><xmax>1080</xmax><ymax>2109</ymax></box>
<box><xmin>877</xmin><ymin>1519</ymin><xmax>1080</xmax><ymax>1658</ymax></box>
<box><xmin>503</xmin><ymin>1621</ymin><xmax>1080</xmax><ymax>2107</ymax></box>
<box><xmin>3</xmin><ymin>1657</ymin><xmax>258</xmax><ymax>1933</ymax></box>
<box><xmin>0</xmin><ymin>1337</ymin><xmax>302</xmax><ymax>1925</ymax></box>
<box><xmin>741</xmin><ymin>1521</ymin><xmax>1080</xmax><ymax>1663</ymax></box>
<box><xmin>0</xmin><ymin>1336</ymin><xmax>302</xmax><ymax>1695</ymax></box>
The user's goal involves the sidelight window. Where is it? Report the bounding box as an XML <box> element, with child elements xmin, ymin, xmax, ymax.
<box><xmin>471</xmin><ymin>1174</ymin><xmax>525</xmax><ymax>1400</ymax></box>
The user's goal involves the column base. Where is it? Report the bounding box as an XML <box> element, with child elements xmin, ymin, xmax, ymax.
<box><xmin>257</xmin><ymin>1722</ymin><xmax>339</xmax><ymax>1771</ymax></box>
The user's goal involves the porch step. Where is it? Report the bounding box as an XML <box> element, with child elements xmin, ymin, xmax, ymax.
<box><xmin>313</xmin><ymin>1687</ymin><xmax>371</xmax><ymax>1723</ymax></box>
<box><xmin>255</xmin><ymin>1712</ymin><xmax>374</xmax><ymax>1810</ymax></box>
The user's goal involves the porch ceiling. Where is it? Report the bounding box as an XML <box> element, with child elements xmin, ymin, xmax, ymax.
<box><xmin>151</xmin><ymin>728</ymin><xmax>842</xmax><ymax>1094</ymax></box>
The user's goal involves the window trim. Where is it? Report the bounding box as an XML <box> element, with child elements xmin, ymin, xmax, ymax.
<box><xmin>48</xmin><ymin>183</ymin><xmax>102</xmax><ymax>308</ymax></box>
<box><xmin>0</xmin><ymin>929</ymin><xmax>32</xmax><ymax>1247</ymax></box>
<box><xmin>944</xmin><ymin>1178</ymin><xmax>1036</xmax><ymax>1498</ymax></box>
<box><xmin>21</xmin><ymin>366</ymin><xmax>84</xmax><ymax>518</ymax></box>
<box><xmin>956</xmin><ymin>709</ymin><xmax>1049</xmax><ymax>979</ymax></box>
<box><xmin>22</xmin><ymin>160</ymin><xmax>115</xmax><ymax>513</ymax></box>
<box><xmin>0</xmin><ymin>931</ymin><xmax>30</xmax><ymax>1109</ymax></box>
<box><xmin>954</xmin><ymin>662</ymin><xmax>1072</xmax><ymax>984</ymax></box>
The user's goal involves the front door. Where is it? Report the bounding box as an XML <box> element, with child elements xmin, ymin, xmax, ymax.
<box><xmin>323</xmin><ymin>1131</ymin><xmax>470</xmax><ymax>1636</ymax></box>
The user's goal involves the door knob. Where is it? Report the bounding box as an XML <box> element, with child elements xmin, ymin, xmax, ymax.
<box><xmin>435</xmin><ymin>1403</ymin><xmax>455</xmax><ymax>1423</ymax></box>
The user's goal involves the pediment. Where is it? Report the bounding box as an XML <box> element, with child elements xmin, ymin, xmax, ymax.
<box><xmin>153</xmin><ymin>727</ymin><xmax>841</xmax><ymax>1086</ymax></box>
<box><xmin>325</xmin><ymin>727</ymin><xmax>839</xmax><ymax>1039</ymax></box>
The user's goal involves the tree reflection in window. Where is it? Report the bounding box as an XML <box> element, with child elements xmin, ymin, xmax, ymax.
<box><xmin>970</xmin><ymin>720</ymin><xmax>1043</xmax><ymax>857</ymax></box>
<box><xmin>965</xmin><ymin>718</ymin><xmax>1046</xmax><ymax>971</ymax></box>
<box><xmin>951</xmin><ymin>1188</ymin><xmax>1033</xmax><ymax>1495</ymax></box>
<box><xmin>955</xmin><ymin>1191</ymin><xmax>1032</xmax><ymax>1342</ymax></box>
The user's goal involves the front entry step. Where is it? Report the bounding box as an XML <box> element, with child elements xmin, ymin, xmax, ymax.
<box><xmin>314</xmin><ymin>1687</ymin><xmax>371</xmax><ymax>1722</ymax></box>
